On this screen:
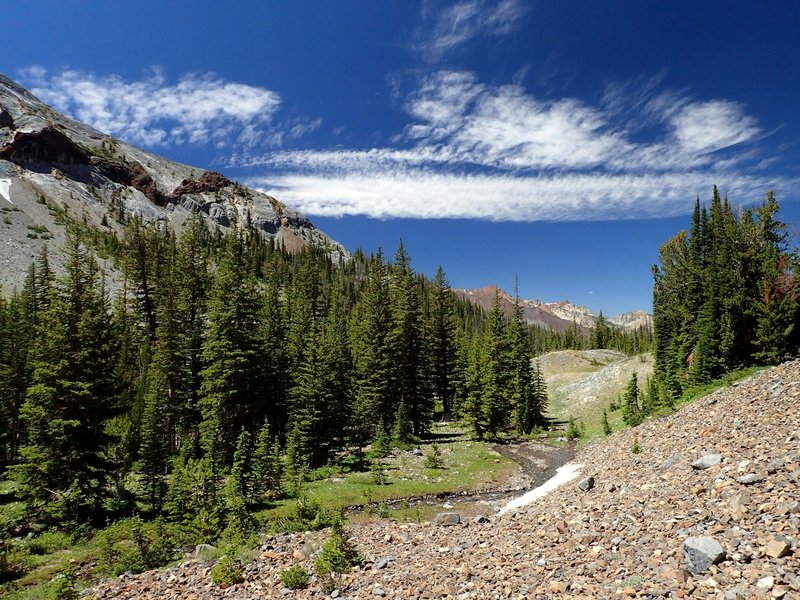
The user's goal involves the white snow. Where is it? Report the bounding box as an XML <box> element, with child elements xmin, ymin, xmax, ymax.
<box><xmin>498</xmin><ymin>462</ymin><xmax>583</xmax><ymax>515</ymax></box>
<box><xmin>0</xmin><ymin>178</ymin><xmax>11</xmax><ymax>204</ymax></box>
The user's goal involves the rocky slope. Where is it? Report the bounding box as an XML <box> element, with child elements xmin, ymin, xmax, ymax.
<box><xmin>453</xmin><ymin>285</ymin><xmax>652</xmax><ymax>333</ymax></box>
<box><xmin>0</xmin><ymin>74</ymin><xmax>347</xmax><ymax>292</ymax></box>
<box><xmin>90</xmin><ymin>359</ymin><xmax>800</xmax><ymax>599</ymax></box>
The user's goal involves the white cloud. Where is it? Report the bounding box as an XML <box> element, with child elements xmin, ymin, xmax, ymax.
<box><xmin>419</xmin><ymin>0</ymin><xmax>528</xmax><ymax>58</ymax></box>
<box><xmin>236</xmin><ymin>70</ymin><xmax>781</xmax><ymax>222</ymax></box>
<box><xmin>20</xmin><ymin>67</ymin><xmax>283</xmax><ymax>148</ymax></box>
<box><xmin>248</xmin><ymin>170</ymin><xmax>781</xmax><ymax>222</ymax></box>
<box><xmin>669</xmin><ymin>100</ymin><xmax>760</xmax><ymax>155</ymax></box>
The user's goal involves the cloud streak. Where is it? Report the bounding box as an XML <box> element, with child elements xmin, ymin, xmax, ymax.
<box><xmin>418</xmin><ymin>0</ymin><xmax>528</xmax><ymax>59</ymax></box>
<box><xmin>20</xmin><ymin>67</ymin><xmax>283</xmax><ymax>148</ymax></box>
<box><xmin>237</xmin><ymin>70</ymin><xmax>781</xmax><ymax>222</ymax></box>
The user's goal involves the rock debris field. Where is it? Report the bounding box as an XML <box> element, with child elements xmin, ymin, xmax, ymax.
<box><xmin>90</xmin><ymin>360</ymin><xmax>800</xmax><ymax>599</ymax></box>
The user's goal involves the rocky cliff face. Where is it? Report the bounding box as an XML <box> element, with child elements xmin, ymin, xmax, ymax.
<box><xmin>0</xmin><ymin>74</ymin><xmax>348</xmax><ymax>292</ymax></box>
<box><xmin>453</xmin><ymin>285</ymin><xmax>652</xmax><ymax>333</ymax></box>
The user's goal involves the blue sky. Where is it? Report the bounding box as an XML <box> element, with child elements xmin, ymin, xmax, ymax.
<box><xmin>4</xmin><ymin>1</ymin><xmax>800</xmax><ymax>314</ymax></box>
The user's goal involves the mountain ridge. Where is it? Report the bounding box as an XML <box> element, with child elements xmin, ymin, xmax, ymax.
<box><xmin>0</xmin><ymin>74</ymin><xmax>347</xmax><ymax>292</ymax></box>
<box><xmin>453</xmin><ymin>284</ymin><xmax>652</xmax><ymax>332</ymax></box>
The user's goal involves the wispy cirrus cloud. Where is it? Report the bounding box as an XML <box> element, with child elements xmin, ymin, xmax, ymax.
<box><xmin>234</xmin><ymin>70</ymin><xmax>784</xmax><ymax>222</ymax></box>
<box><xmin>20</xmin><ymin>67</ymin><xmax>287</xmax><ymax>148</ymax></box>
<box><xmin>417</xmin><ymin>0</ymin><xmax>529</xmax><ymax>59</ymax></box>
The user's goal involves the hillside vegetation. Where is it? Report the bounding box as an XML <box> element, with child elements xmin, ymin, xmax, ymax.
<box><xmin>541</xmin><ymin>349</ymin><xmax>654</xmax><ymax>435</ymax></box>
<box><xmin>90</xmin><ymin>358</ymin><xmax>800</xmax><ymax>599</ymax></box>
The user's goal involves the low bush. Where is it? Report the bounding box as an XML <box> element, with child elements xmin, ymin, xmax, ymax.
<box><xmin>280</xmin><ymin>564</ymin><xmax>310</xmax><ymax>589</ymax></box>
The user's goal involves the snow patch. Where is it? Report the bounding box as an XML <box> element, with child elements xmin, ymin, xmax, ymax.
<box><xmin>0</xmin><ymin>178</ymin><xmax>11</xmax><ymax>203</ymax></box>
<box><xmin>498</xmin><ymin>462</ymin><xmax>583</xmax><ymax>514</ymax></box>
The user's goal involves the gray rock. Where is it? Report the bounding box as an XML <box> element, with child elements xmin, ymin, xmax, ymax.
<box><xmin>723</xmin><ymin>591</ymin><xmax>745</xmax><ymax>600</ymax></box>
<box><xmin>736</xmin><ymin>473</ymin><xmax>763</xmax><ymax>485</ymax></box>
<box><xmin>691</xmin><ymin>454</ymin><xmax>722</xmax><ymax>470</ymax></box>
<box><xmin>193</xmin><ymin>543</ymin><xmax>216</xmax><ymax>558</ymax></box>
<box><xmin>577</xmin><ymin>476</ymin><xmax>595</xmax><ymax>491</ymax></box>
<box><xmin>767</xmin><ymin>458</ymin><xmax>785</xmax><ymax>474</ymax></box>
<box><xmin>664</xmin><ymin>453</ymin><xmax>682</xmax><ymax>469</ymax></box>
<box><xmin>473</xmin><ymin>515</ymin><xmax>489</xmax><ymax>523</ymax></box>
<box><xmin>374</xmin><ymin>556</ymin><xmax>395</xmax><ymax>569</ymax></box>
<box><xmin>374</xmin><ymin>586</ymin><xmax>386</xmax><ymax>597</ymax></box>
<box><xmin>684</xmin><ymin>536</ymin><xmax>726</xmax><ymax>574</ymax></box>
<box><xmin>433</xmin><ymin>512</ymin><xmax>461</xmax><ymax>526</ymax></box>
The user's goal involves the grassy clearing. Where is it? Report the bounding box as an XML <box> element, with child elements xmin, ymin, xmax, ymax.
<box><xmin>258</xmin><ymin>423</ymin><xmax>516</xmax><ymax>526</ymax></box>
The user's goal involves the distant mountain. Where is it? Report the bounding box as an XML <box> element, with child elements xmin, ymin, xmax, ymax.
<box><xmin>453</xmin><ymin>285</ymin><xmax>652</xmax><ymax>332</ymax></box>
<box><xmin>0</xmin><ymin>74</ymin><xmax>347</xmax><ymax>292</ymax></box>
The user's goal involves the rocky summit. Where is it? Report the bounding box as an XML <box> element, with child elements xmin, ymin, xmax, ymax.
<box><xmin>0</xmin><ymin>74</ymin><xmax>347</xmax><ymax>292</ymax></box>
<box><xmin>90</xmin><ymin>359</ymin><xmax>800</xmax><ymax>599</ymax></box>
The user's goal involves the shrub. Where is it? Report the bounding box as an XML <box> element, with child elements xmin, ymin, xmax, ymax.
<box><xmin>95</xmin><ymin>517</ymin><xmax>174</xmax><ymax>576</ymax></box>
<box><xmin>315</xmin><ymin>519</ymin><xmax>360</xmax><ymax>577</ymax></box>
<box><xmin>0</xmin><ymin>536</ymin><xmax>31</xmax><ymax>582</ymax></box>
<box><xmin>211</xmin><ymin>553</ymin><xmax>243</xmax><ymax>587</ymax></box>
<box><xmin>631</xmin><ymin>437</ymin><xmax>641</xmax><ymax>454</ymax></box>
<box><xmin>565</xmin><ymin>416</ymin><xmax>581</xmax><ymax>440</ymax></box>
<box><xmin>27</xmin><ymin>530</ymin><xmax>73</xmax><ymax>555</ymax></box>
<box><xmin>423</xmin><ymin>443</ymin><xmax>444</xmax><ymax>469</ymax></box>
<box><xmin>370</xmin><ymin>461</ymin><xmax>389</xmax><ymax>485</ymax></box>
<box><xmin>280</xmin><ymin>564</ymin><xmax>310</xmax><ymax>589</ymax></box>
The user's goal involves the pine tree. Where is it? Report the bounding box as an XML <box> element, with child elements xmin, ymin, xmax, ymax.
<box><xmin>621</xmin><ymin>372</ymin><xmax>642</xmax><ymax>426</ymax></box>
<box><xmin>591</xmin><ymin>311</ymin><xmax>611</xmax><ymax>349</ymax></box>
<box><xmin>507</xmin><ymin>281</ymin><xmax>538</xmax><ymax>434</ymax></box>
<box><xmin>251</xmin><ymin>419</ymin><xmax>282</xmax><ymax>502</ymax></box>
<box><xmin>139</xmin><ymin>363</ymin><xmax>170</xmax><ymax>512</ymax></box>
<box><xmin>481</xmin><ymin>291</ymin><xmax>512</xmax><ymax>438</ymax></box>
<box><xmin>351</xmin><ymin>250</ymin><xmax>393</xmax><ymax>450</ymax></box>
<box><xmin>199</xmin><ymin>233</ymin><xmax>264</xmax><ymax>471</ymax></box>
<box><xmin>601</xmin><ymin>410</ymin><xmax>611</xmax><ymax>436</ymax></box>
<box><xmin>389</xmin><ymin>242</ymin><xmax>432</xmax><ymax>437</ymax></box>
<box><xmin>0</xmin><ymin>293</ymin><xmax>30</xmax><ymax>467</ymax></box>
<box><xmin>429</xmin><ymin>266</ymin><xmax>457</xmax><ymax>419</ymax></box>
<box><xmin>173</xmin><ymin>215</ymin><xmax>211</xmax><ymax>449</ymax></box>
<box><xmin>462</xmin><ymin>333</ymin><xmax>487</xmax><ymax>438</ymax></box>
<box><xmin>11</xmin><ymin>235</ymin><xmax>119</xmax><ymax>527</ymax></box>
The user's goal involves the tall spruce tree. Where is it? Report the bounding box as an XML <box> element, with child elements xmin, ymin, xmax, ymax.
<box><xmin>11</xmin><ymin>235</ymin><xmax>118</xmax><ymax>527</ymax></box>
<box><xmin>351</xmin><ymin>250</ymin><xmax>393</xmax><ymax>448</ymax></box>
<box><xmin>481</xmin><ymin>291</ymin><xmax>512</xmax><ymax>438</ymax></box>
<box><xmin>389</xmin><ymin>242</ymin><xmax>432</xmax><ymax>436</ymax></box>
<box><xmin>199</xmin><ymin>232</ymin><xmax>264</xmax><ymax>471</ymax></box>
<box><xmin>429</xmin><ymin>266</ymin><xmax>457</xmax><ymax>419</ymax></box>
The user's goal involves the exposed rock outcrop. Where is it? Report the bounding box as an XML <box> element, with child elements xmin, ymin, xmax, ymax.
<box><xmin>0</xmin><ymin>74</ymin><xmax>348</xmax><ymax>292</ymax></box>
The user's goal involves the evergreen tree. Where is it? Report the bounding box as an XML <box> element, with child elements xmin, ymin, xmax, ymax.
<box><xmin>0</xmin><ymin>293</ymin><xmax>30</xmax><ymax>467</ymax></box>
<box><xmin>601</xmin><ymin>409</ymin><xmax>611</xmax><ymax>436</ymax></box>
<box><xmin>507</xmin><ymin>281</ymin><xmax>539</xmax><ymax>434</ymax></box>
<box><xmin>173</xmin><ymin>215</ymin><xmax>211</xmax><ymax>449</ymax></box>
<box><xmin>351</xmin><ymin>250</ymin><xmax>393</xmax><ymax>449</ymax></box>
<box><xmin>389</xmin><ymin>242</ymin><xmax>432</xmax><ymax>436</ymax></box>
<box><xmin>199</xmin><ymin>233</ymin><xmax>264</xmax><ymax>471</ymax></box>
<box><xmin>481</xmin><ymin>291</ymin><xmax>512</xmax><ymax>438</ymax></box>
<box><xmin>251</xmin><ymin>419</ymin><xmax>282</xmax><ymax>502</ymax></box>
<box><xmin>139</xmin><ymin>363</ymin><xmax>170</xmax><ymax>512</ymax></box>
<box><xmin>591</xmin><ymin>311</ymin><xmax>611</xmax><ymax>349</ymax></box>
<box><xmin>428</xmin><ymin>266</ymin><xmax>457</xmax><ymax>419</ymax></box>
<box><xmin>11</xmin><ymin>235</ymin><xmax>119</xmax><ymax>527</ymax></box>
<box><xmin>621</xmin><ymin>372</ymin><xmax>643</xmax><ymax>426</ymax></box>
